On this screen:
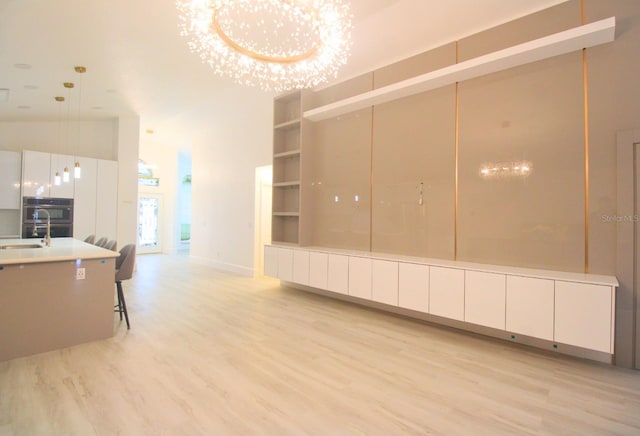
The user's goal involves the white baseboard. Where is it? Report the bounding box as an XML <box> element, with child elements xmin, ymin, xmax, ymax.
<box><xmin>189</xmin><ymin>255</ymin><xmax>254</xmax><ymax>277</ymax></box>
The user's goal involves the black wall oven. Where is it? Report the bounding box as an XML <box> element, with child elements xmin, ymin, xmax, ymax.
<box><xmin>22</xmin><ymin>197</ymin><xmax>74</xmax><ymax>238</ymax></box>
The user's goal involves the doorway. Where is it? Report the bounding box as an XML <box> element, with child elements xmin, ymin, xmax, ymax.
<box><xmin>138</xmin><ymin>193</ymin><xmax>162</xmax><ymax>254</ymax></box>
<box><xmin>254</xmin><ymin>165</ymin><xmax>273</xmax><ymax>276</ymax></box>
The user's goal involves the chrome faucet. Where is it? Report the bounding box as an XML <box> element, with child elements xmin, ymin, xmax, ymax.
<box><xmin>32</xmin><ymin>208</ymin><xmax>51</xmax><ymax>247</ymax></box>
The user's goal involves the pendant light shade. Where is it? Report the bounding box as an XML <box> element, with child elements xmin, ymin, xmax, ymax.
<box><xmin>54</xmin><ymin>171</ymin><xmax>61</xmax><ymax>186</ymax></box>
<box><xmin>74</xmin><ymin>161</ymin><xmax>81</xmax><ymax>178</ymax></box>
<box><xmin>63</xmin><ymin>167</ymin><xmax>70</xmax><ymax>182</ymax></box>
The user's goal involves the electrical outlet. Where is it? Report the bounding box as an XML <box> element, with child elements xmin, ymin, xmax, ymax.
<box><xmin>76</xmin><ymin>268</ymin><xmax>86</xmax><ymax>280</ymax></box>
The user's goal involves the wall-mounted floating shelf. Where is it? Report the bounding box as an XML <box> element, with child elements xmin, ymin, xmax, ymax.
<box><xmin>304</xmin><ymin>17</ymin><xmax>616</xmax><ymax>122</ymax></box>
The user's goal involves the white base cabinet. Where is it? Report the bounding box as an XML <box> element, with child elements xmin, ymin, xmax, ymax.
<box><xmin>464</xmin><ymin>271</ymin><xmax>506</xmax><ymax>330</ymax></box>
<box><xmin>264</xmin><ymin>245</ymin><xmax>618</xmax><ymax>357</ymax></box>
<box><xmin>506</xmin><ymin>276</ymin><xmax>554</xmax><ymax>341</ymax></box>
<box><xmin>430</xmin><ymin>266</ymin><xmax>465</xmax><ymax>321</ymax></box>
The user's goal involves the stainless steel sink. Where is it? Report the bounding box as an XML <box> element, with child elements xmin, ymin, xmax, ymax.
<box><xmin>0</xmin><ymin>243</ymin><xmax>44</xmax><ymax>250</ymax></box>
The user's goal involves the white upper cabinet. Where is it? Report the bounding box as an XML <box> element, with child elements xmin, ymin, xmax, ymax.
<box><xmin>0</xmin><ymin>151</ymin><xmax>22</xmax><ymax>209</ymax></box>
<box><xmin>49</xmin><ymin>153</ymin><xmax>75</xmax><ymax>199</ymax></box>
<box><xmin>22</xmin><ymin>150</ymin><xmax>50</xmax><ymax>198</ymax></box>
<box><xmin>72</xmin><ymin>156</ymin><xmax>97</xmax><ymax>240</ymax></box>
<box><xmin>95</xmin><ymin>159</ymin><xmax>118</xmax><ymax>240</ymax></box>
<box><xmin>372</xmin><ymin>259</ymin><xmax>399</xmax><ymax>306</ymax></box>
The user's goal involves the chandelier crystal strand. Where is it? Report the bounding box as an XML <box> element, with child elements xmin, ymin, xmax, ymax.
<box><xmin>176</xmin><ymin>0</ymin><xmax>353</xmax><ymax>92</ymax></box>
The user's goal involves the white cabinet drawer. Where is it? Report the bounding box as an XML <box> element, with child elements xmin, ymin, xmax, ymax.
<box><xmin>309</xmin><ymin>252</ymin><xmax>329</xmax><ymax>290</ymax></box>
<box><xmin>430</xmin><ymin>266</ymin><xmax>465</xmax><ymax>321</ymax></box>
<box><xmin>328</xmin><ymin>254</ymin><xmax>349</xmax><ymax>295</ymax></box>
<box><xmin>506</xmin><ymin>276</ymin><xmax>554</xmax><ymax>341</ymax></box>
<box><xmin>348</xmin><ymin>257</ymin><xmax>372</xmax><ymax>300</ymax></box>
<box><xmin>464</xmin><ymin>271</ymin><xmax>506</xmax><ymax>330</ymax></box>
<box><xmin>372</xmin><ymin>259</ymin><xmax>398</xmax><ymax>306</ymax></box>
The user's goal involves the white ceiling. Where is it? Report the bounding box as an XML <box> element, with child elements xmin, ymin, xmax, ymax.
<box><xmin>0</xmin><ymin>0</ymin><xmax>567</xmax><ymax>151</ymax></box>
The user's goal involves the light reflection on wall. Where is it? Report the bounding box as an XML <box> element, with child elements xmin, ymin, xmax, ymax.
<box><xmin>479</xmin><ymin>161</ymin><xmax>532</xmax><ymax>179</ymax></box>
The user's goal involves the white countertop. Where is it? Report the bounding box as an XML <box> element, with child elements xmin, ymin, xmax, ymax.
<box><xmin>268</xmin><ymin>244</ymin><xmax>619</xmax><ymax>287</ymax></box>
<box><xmin>0</xmin><ymin>238</ymin><xmax>120</xmax><ymax>265</ymax></box>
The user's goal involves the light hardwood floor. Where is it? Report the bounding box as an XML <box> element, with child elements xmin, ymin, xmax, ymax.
<box><xmin>1</xmin><ymin>254</ymin><xmax>640</xmax><ymax>435</ymax></box>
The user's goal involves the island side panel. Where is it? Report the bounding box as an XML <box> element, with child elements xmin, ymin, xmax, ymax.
<box><xmin>0</xmin><ymin>257</ymin><xmax>115</xmax><ymax>361</ymax></box>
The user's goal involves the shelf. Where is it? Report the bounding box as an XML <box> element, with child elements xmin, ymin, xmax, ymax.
<box><xmin>274</xmin><ymin>119</ymin><xmax>301</xmax><ymax>130</ymax></box>
<box><xmin>304</xmin><ymin>17</ymin><xmax>615</xmax><ymax>121</ymax></box>
<box><xmin>274</xmin><ymin>150</ymin><xmax>301</xmax><ymax>159</ymax></box>
<box><xmin>273</xmin><ymin>212</ymin><xmax>300</xmax><ymax>217</ymax></box>
<box><xmin>273</xmin><ymin>181</ymin><xmax>300</xmax><ymax>187</ymax></box>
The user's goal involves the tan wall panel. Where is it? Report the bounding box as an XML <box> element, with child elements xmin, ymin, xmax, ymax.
<box><xmin>374</xmin><ymin>43</ymin><xmax>456</xmax><ymax>88</ymax></box>
<box><xmin>458</xmin><ymin>0</ymin><xmax>581</xmax><ymax>61</ymax></box>
<box><xmin>586</xmin><ymin>0</ymin><xmax>640</xmax><ymax>275</ymax></box>
<box><xmin>372</xmin><ymin>86</ymin><xmax>456</xmax><ymax>258</ymax></box>
<box><xmin>307</xmin><ymin>108</ymin><xmax>372</xmax><ymax>249</ymax></box>
<box><xmin>458</xmin><ymin>53</ymin><xmax>585</xmax><ymax>272</ymax></box>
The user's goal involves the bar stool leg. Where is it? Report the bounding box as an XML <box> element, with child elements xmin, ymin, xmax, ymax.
<box><xmin>116</xmin><ymin>280</ymin><xmax>130</xmax><ymax>329</ymax></box>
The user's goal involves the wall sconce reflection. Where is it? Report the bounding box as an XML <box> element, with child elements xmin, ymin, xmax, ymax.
<box><xmin>418</xmin><ymin>182</ymin><xmax>424</xmax><ymax>205</ymax></box>
<box><xmin>334</xmin><ymin>195</ymin><xmax>339</xmax><ymax>203</ymax></box>
<box><xmin>479</xmin><ymin>161</ymin><xmax>532</xmax><ymax>178</ymax></box>
<box><xmin>354</xmin><ymin>195</ymin><xmax>359</xmax><ymax>202</ymax></box>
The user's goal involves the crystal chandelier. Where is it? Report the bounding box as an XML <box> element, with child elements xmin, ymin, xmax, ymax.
<box><xmin>176</xmin><ymin>0</ymin><xmax>353</xmax><ymax>92</ymax></box>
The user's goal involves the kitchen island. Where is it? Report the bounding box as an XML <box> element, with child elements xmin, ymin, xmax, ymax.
<box><xmin>0</xmin><ymin>238</ymin><xmax>120</xmax><ymax>361</ymax></box>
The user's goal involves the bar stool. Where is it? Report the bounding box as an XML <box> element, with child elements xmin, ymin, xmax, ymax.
<box><xmin>94</xmin><ymin>237</ymin><xmax>108</xmax><ymax>247</ymax></box>
<box><xmin>84</xmin><ymin>235</ymin><xmax>95</xmax><ymax>244</ymax></box>
<box><xmin>115</xmin><ymin>244</ymin><xmax>136</xmax><ymax>329</ymax></box>
<box><xmin>104</xmin><ymin>240</ymin><xmax>117</xmax><ymax>251</ymax></box>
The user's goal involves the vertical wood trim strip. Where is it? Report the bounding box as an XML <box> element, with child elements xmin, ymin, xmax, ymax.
<box><xmin>582</xmin><ymin>0</ymin><xmax>590</xmax><ymax>273</ymax></box>
<box><xmin>454</xmin><ymin>42</ymin><xmax>460</xmax><ymax>261</ymax></box>
<box><xmin>370</xmin><ymin>73</ymin><xmax>375</xmax><ymax>252</ymax></box>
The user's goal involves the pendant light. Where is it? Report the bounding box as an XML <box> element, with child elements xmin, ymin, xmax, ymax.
<box><xmin>63</xmin><ymin>81</ymin><xmax>74</xmax><ymax>183</ymax></box>
<box><xmin>73</xmin><ymin>66</ymin><xmax>86</xmax><ymax>179</ymax></box>
<box><xmin>54</xmin><ymin>96</ymin><xmax>65</xmax><ymax>186</ymax></box>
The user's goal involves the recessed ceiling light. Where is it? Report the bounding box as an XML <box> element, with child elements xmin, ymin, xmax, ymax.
<box><xmin>91</xmin><ymin>106</ymin><xmax>103</xmax><ymax>110</ymax></box>
<box><xmin>24</xmin><ymin>85</ymin><xmax>38</xmax><ymax>90</ymax></box>
<box><xmin>146</xmin><ymin>129</ymin><xmax>154</xmax><ymax>134</ymax></box>
<box><xmin>17</xmin><ymin>105</ymin><xmax>31</xmax><ymax>109</ymax></box>
<box><xmin>106</xmin><ymin>89</ymin><xmax>117</xmax><ymax>94</ymax></box>
<box><xmin>13</xmin><ymin>63</ymin><xmax>32</xmax><ymax>69</ymax></box>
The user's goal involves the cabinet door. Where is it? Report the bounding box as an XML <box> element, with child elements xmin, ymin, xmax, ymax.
<box><xmin>309</xmin><ymin>252</ymin><xmax>329</xmax><ymax>290</ymax></box>
<box><xmin>464</xmin><ymin>271</ymin><xmax>506</xmax><ymax>330</ymax></box>
<box><xmin>73</xmin><ymin>156</ymin><xmax>97</xmax><ymax>240</ymax></box>
<box><xmin>0</xmin><ymin>151</ymin><xmax>21</xmax><ymax>209</ymax></box>
<box><xmin>399</xmin><ymin>263</ymin><xmax>429</xmax><ymax>313</ymax></box>
<box><xmin>506</xmin><ymin>276</ymin><xmax>554</xmax><ymax>341</ymax></box>
<box><xmin>292</xmin><ymin>250</ymin><xmax>310</xmax><ymax>285</ymax></box>
<box><xmin>277</xmin><ymin>247</ymin><xmax>293</xmax><ymax>281</ymax></box>
<box><xmin>95</xmin><ymin>159</ymin><xmax>118</xmax><ymax>240</ymax></box>
<box><xmin>49</xmin><ymin>154</ymin><xmax>75</xmax><ymax>199</ymax></box>
<box><xmin>264</xmin><ymin>246</ymin><xmax>278</xmax><ymax>278</ymax></box>
<box><xmin>22</xmin><ymin>150</ymin><xmax>50</xmax><ymax>198</ymax></box>
<box><xmin>348</xmin><ymin>257</ymin><xmax>372</xmax><ymax>300</ymax></box>
<box><xmin>430</xmin><ymin>266</ymin><xmax>465</xmax><ymax>321</ymax></box>
<box><xmin>555</xmin><ymin>281</ymin><xmax>614</xmax><ymax>353</ymax></box>
<box><xmin>372</xmin><ymin>259</ymin><xmax>398</xmax><ymax>306</ymax></box>
<box><xmin>328</xmin><ymin>254</ymin><xmax>349</xmax><ymax>295</ymax></box>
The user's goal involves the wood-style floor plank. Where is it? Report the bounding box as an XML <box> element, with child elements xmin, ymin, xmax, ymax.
<box><xmin>1</xmin><ymin>253</ymin><xmax>640</xmax><ymax>435</ymax></box>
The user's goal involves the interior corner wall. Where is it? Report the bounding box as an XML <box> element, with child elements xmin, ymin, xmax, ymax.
<box><xmin>115</xmin><ymin>116</ymin><xmax>140</xmax><ymax>248</ymax></box>
<box><xmin>190</xmin><ymin>87</ymin><xmax>273</xmax><ymax>276</ymax></box>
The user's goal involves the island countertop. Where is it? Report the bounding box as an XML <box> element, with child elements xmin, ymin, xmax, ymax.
<box><xmin>0</xmin><ymin>237</ymin><xmax>120</xmax><ymax>265</ymax></box>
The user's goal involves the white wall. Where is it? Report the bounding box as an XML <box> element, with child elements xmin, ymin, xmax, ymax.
<box><xmin>116</xmin><ymin>116</ymin><xmax>140</xmax><ymax>248</ymax></box>
<box><xmin>138</xmin><ymin>140</ymin><xmax>179</xmax><ymax>253</ymax></box>
<box><xmin>190</xmin><ymin>87</ymin><xmax>273</xmax><ymax>276</ymax></box>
